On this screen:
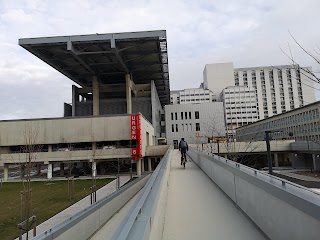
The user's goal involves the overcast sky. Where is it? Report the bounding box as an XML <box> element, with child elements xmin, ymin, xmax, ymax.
<box><xmin>1</xmin><ymin>0</ymin><xmax>320</xmax><ymax>120</ymax></box>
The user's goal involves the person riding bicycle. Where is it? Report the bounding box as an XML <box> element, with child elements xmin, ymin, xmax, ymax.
<box><xmin>179</xmin><ymin>138</ymin><xmax>188</xmax><ymax>165</ymax></box>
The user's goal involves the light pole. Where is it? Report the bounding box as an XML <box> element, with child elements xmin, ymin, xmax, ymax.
<box><xmin>265</xmin><ymin>131</ymin><xmax>273</xmax><ymax>175</ymax></box>
<box><xmin>265</xmin><ymin>131</ymin><xmax>293</xmax><ymax>175</ymax></box>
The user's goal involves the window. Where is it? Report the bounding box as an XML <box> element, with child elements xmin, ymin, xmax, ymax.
<box><xmin>195</xmin><ymin>111</ymin><xmax>200</xmax><ymax>119</ymax></box>
<box><xmin>176</xmin><ymin>124</ymin><xmax>178</xmax><ymax>132</ymax></box>
<box><xmin>175</xmin><ymin>112</ymin><xmax>177</xmax><ymax>120</ymax></box>
<box><xmin>185</xmin><ymin>112</ymin><xmax>188</xmax><ymax>119</ymax></box>
<box><xmin>172</xmin><ymin>124</ymin><xmax>174</xmax><ymax>132</ymax></box>
<box><xmin>189</xmin><ymin>112</ymin><xmax>191</xmax><ymax>119</ymax></box>
<box><xmin>161</xmin><ymin>114</ymin><xmax>165</xmax><ymax>121</ymax></box>
<box><xmin>196</xmin><ymin>123</ymin><xmax>200</xmax><ymax>131</ymax></box>
<box><xmin>181</xmin><ymin>112</ymin><xmax>183</xmax><ymax>120</ymax></box>
<box><xmin>171</xmin><ymin>113</ymin><xmax>173</xmax><ymax>120</ymax></box>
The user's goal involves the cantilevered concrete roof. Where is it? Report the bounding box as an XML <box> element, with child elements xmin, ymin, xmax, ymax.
<box><xmin>19</xmin><ymin>30</ymin><xmax>170</xmax><ymax>106</ymax></box>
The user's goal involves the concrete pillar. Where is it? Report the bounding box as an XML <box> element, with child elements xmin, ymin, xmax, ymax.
<box><xmin>92</xmin><ymin>162</ymin><xmax>97</xmax><ymax>177</ymax></box>
<box><xmin>92</xmin><ymin>76</ymin><xmax>100</xmax><ymax>116</ymax></box>
<box><xmin>72</xmin><ymin>85</ymin><xmax>79</xmax><ymax>117</ymax></box>
<box><xmin>21</xmin><ymin>165</ymin><xmax>25</xmax><ymax>179</ymax></box>
<box><xmin>3</xmin><ymin>164</ymin><xmax>9</xmax><ymax>181</ymax></box>
<box><xmin>126</xmin><ymin>74</ymin><xmax>132</xmax><ymax>114</ymax></box>
<box><xmin>141</xmin><ymin>158</ymin><xmax>145</xmax><ymax>173</ymax></box>
<box><xmin>148</xmin><ymin>158</ymin><xmax>152</xmax><ymax>172</ymax></box>
<box><xmin>313</xmin><ymin>154</ymin><xmax>320</xmax><ymax>171</ymax></box>
<box><xmin>37</xmin><ymin>164</ymin><xmax>42</xmax><ymax>175</ymax></box>
<box><xmin>136</xmin><ymin>159</ymin><xmax>141</xmax><ymax>176</ymax></box>
<box><xmin>48</xmin><ymin>145</ymin><xmax>52</xmax><ymax>152</ymax></box>
<box><xmin>47</xmin><ymin>164</ymin><xmax>52</xmax><ymax>179</ymax></box>
<box><xmin>274</xmin><ymin>153</ymin><xmax>279</xmax><ymax>167</ymax></box>
<box><xmin>60</xmin><ymin>163</ymin><xmax>65</xmax><ymax>176</ymax></box>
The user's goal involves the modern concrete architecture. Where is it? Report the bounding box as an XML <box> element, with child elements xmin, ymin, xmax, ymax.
<box><xmin>203</xmin><ymin>62</ymin><xmax>234</xmax><ymax>93</ymax></box>
<box><xmin>234</xmin><ymin>65</ymin><xmax>316</xmax><ymax>120</ymax></box>
<box><xmin>236</xmin><ymin>101</ymin><xmax>320</xmax><ymax>170</ymax></box>
<box><xmin>236</xmin><ymin>101</ymin><xmax>320</xmax><ymax>142</ymax></box>
<box><xmin>0</xmin><ymin>30</ymin><xmax>171</xmax><ymax>180</ymax></box>
<box><xmin>170</xmin><ymin>88</ymin><xmax>219</xmax><ymax>105</ymax></box>
<box><xmin>221</xmin><ymin>86</ymin><xmax>258</xmax><ymax>138</ymax></box>
<box><xmin>164</xmin><ymin>102</ymin><xmax>225</xmax><ymax>146</ymax></box>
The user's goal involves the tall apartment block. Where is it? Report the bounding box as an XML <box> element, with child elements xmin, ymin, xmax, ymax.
<box><xmin>221</xmin><ymin>86</ymin><xmax>258</xmax><ymax>137</ymax></box>
<box><xmin>233</xmin><ymin>65</ymin><xmax>316</xmax><ymax>120</ymax></box>
<box><xmin>170</xmin><ymin>88</ymin><xmax>219</xmax><ymax>105</ymax></box>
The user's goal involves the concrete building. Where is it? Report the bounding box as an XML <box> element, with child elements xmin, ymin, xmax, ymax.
<box><xmin>221</xmin><ymin>86</ymin><xmax>258</xmax><ymax>138</ymax></box>
<box><xmin>236</xmin><ymin>101</ymin><xmax>320</xmax><ymax>142</ymax></box>
<box><xmin>203</xmin><ymin>62</ymin><xmax>234</xmax><ymax>93</ymax></box>
<box><xmin>164</xmin><ymin>102</ymin><xmax>226</xmax><ymax>146</ymax></box>
<box><xmin>236</xmin><ymin>101</ymin><xmax>320</xmax><ymax>170</ymax></box>
<box><xmin>170</xmin><ymin>88</ymin><xmax>219</xmax><ymax>105</ymax></box>
<box><xmin>0</xmin><ymin>30</ymin><xmax>170</xmax><ymax>180</ymax></box>
<box><xmin>234</xmin><ymin>65</ymin><xmax>316</xmax><ymax>120</ymax></box>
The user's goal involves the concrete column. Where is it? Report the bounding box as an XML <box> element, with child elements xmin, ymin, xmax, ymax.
<box><xmin>274</xmin><ymin>153</ymin><xmax>279</xmax><ymax>167</ymax></box>
<box><xmin>313</xmin><ymin>154</ymin><xmax>320</xmax><ymax>171</ymax></box>
<box><xmin>136</xmin><ymin>159</ymin><xmax>141</xmax><ymax>176</ymax></box>
<box><xmin>92</xmin><ymin>162</ymin><xmax>97</xmax><ymax>177</ymax></box>
<box><xmin>3</xmin><ymin>164</ymin><xmax>9</xmax><ymax>181</ymax></box>
<box><xmin>60</xmin><ymin>163</ymin><xmax>65</xmax><ymax>176</ymax></box>
<box><xmin>147</xmin><ymin>158</ymin><xmax>152</xmax><ymax>172</ymax></box>
<box><xmin>37</xmin><ymin>164</ymin><xmax>42</xmax><ymax>175</ymax></box>
<box><xmin>92</xmin><ymin>76</ymin><xmax>100</xmax><ymax>116</ymax></box>
<box><xmin>48</xmin><ymin>145</ymin><xmax>52</xmax><ymax>152</ymax></box>
<box><xmin>141</xmin><ymin>158</ymin><xmax>145</xmax><ymax>173</ymax></box>
<box><xmin>126</xmin><ymin>74</ymin><xmax>132</xmax><ymax>114</ymax></box>
<box><xmin>72</xmin><ymin>85</ymin><xmax>79</xmax><ymax>117</ymax></box>
<box><xmin>47</xmin><ymin>164</ymin><xmax>52</xmax><ymax>179</ymax></box>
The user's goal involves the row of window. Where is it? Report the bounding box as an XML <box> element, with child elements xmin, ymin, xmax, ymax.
<box><xmin>171</xmin><ymin>123</ymin><xmax>201</xmax><ymax>132</ymax></box>
<box><xmin>171</xmin><ymin>111</ymin><xmax>200</xmax><ymax>120</ymax></box>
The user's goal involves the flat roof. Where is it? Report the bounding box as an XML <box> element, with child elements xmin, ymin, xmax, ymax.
<box><xmin>19</xmin><ymin>30</ymin><xmax>170</xmax><ymax>106</ymax></box>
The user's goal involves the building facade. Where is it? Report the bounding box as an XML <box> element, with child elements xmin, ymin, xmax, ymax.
<box><xmin>170</xmin><ymin>88</ymin><xmax>219</xmax><ymax>105</ymax></box>
<box><xmin>221</xmin><ymin>86</ymin><xmax>258</xmax><ymax>138</ymax></box>
<box><xmin>236</xmin><ymin>101</ymin><xmax>320</xmax><ymax>142</ymax></box>
<box><xmin>164</xmin><ymin>102</ymin><xmax>226</xmax><ymax>146</ymax></box>
<box><xmin>203</xmin><ymin>62</ymin><xmax>234</xmax><ymax>93</ymax></box>
<box><xmin>234</xmin><ymin>65</ymin><xmax>316</xmax><ymax>120</ymax></box>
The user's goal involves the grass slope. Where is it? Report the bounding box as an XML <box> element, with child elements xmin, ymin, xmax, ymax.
<box><xmin>0</xmin><ymin>178</ymin><xmax>112</xmax><ymax>240</ymax></box>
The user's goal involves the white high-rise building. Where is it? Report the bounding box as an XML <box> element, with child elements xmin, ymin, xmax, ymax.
<box><xmin>164</xmin><ymin>102</ymin><xmax>226</xmax><ymax>146</ymax></box>
<box><xmin>203</xmin><ymin>62</ymin><xmax>234</xmax><ymax>93</ymax></box>
<box><xmin>233</xmin><ymin>65</ymin><xmax>316</xmax><ymax>120</ymax></box>
<box><xmin>221</xmin><ymin>86</ymin><xmax>258</xmax><ymax>137</ymax></box>
<box><xmin>170</xmin><ymin>88</ymin><xmax>219</xmax><ymax>105</ymax></box>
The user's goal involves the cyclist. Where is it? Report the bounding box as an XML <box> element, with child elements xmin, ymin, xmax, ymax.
<box><xmin>178</xmin><ymin>138</ymin><xmax>188</xmax><ymax>165</ymax></box>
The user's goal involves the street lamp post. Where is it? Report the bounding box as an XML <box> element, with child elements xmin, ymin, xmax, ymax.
<box><xmin>265</xmin><ymin>131</ymin><xmax>273</xmax><ymax>175</ymax></box>
<box><xmin>265</xmin><ymin>131</ymin><xmax>293</xmax><ymax>175</ymax></box>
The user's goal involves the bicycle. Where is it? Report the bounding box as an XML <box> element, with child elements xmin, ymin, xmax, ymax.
<box><xmin>181</xmin><ymin>152</ymin><xmax>187</xmax><ymax>169</ymax></box>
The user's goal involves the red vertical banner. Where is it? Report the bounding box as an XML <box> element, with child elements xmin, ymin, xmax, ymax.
<box><xmin>131</xmin><ymin>114</ymin><xmax>142</xmax><ymax>160</ymax></box>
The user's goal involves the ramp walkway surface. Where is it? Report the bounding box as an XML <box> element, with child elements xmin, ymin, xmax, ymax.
<box><xmin>162</xmin><ymin>150</ymin><xmax>266</xmax><ymax>240</ymax></box>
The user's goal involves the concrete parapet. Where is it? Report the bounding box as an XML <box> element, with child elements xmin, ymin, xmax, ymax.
<box><xmin>33</xmin><ymin>175</ymin><xmax>150</xmax><ymax>240</ymax></box>
<box><xmin>188</xmin><ymin>149</ymin><xmax>320</xmax><ymax>240</ymax></box>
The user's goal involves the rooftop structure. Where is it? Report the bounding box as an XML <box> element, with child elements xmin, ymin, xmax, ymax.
<box><xmin>19</xmin><ymin>30</ymin><xmax>170</xmax><ymax>106</ymax></box>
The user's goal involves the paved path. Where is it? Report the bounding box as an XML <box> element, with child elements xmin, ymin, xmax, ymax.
<box><xmin>17</xmin><ymin>176</ymin><xmax>130</xmax><ymax>240</ymax></box>
<box><xmin>162</xmin><ymin>150</ymin><xmax>266</xmax><ymax>240</ymax></box>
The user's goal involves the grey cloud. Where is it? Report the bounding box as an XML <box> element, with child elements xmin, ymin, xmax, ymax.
<box><xmin>0</xmin><ymin>0</ymin><xmax>320</xmax><ymax>120</ymax></box>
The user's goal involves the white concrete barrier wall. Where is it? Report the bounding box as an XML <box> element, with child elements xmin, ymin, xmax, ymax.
<box><xmin>188</xmin><ymin>150</ymin><xmax>320</xmax><ymax>240</ymax></box>
<box><xmin>149</xmin><ymin>148</ymin><xmax>172</xmax><ymax>240</ymax></box>
<box><xmin>111</xmin><ymin>147</ymin><xmax>173</xmax><ymax>240</ymax></box>
<box><xmin>33</xmin><ymin>175</ymin><xmax>150</xmax><ymax>240</ymax></box>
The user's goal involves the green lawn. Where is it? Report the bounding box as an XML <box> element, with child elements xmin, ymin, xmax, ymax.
<box><xmin>0</xmin><ymin>178</ymin><xmax>113</xmax><ymax>240</ymax></box>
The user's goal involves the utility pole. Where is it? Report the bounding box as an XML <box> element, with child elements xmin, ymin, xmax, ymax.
<box><xmin>265</xmin><ymin>131</ymin><xmax>273</xmax><ymax>175</ymax></box>
<box><xmin>265</xmin><ymin>131</ymin><xmax>293</xmax><ymax>175</ymax></box>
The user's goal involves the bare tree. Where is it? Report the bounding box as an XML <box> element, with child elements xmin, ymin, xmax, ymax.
<box><xmin>18</xmin><ymin>122</ymin><xmax>42</xmax><ymax>240</ymax></box>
